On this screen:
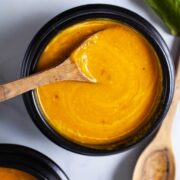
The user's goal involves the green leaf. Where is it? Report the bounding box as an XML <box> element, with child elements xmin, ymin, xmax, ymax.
<box><xmin>145</xmin><ymin>0</ymin><xmax>180</xmax><ymax>36</ymax></box>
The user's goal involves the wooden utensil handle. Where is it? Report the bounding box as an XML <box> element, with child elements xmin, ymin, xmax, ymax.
<box><xmin>156</xmin><ymin>53</ymin><xmax>180</xmax><ymax>142</ymax></box>
<box><xmin>0</xmin><ymin>58</ymin><xmax>85</xmax><ymax>102</ymax></box>
<box><xmin>0</xmin><ymin>68</ymin><xmax>59</xmax><ymax>102</ymax></box>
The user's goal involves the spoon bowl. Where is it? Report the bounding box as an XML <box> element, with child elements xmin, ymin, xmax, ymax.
<box><xmin>133</xmin><ymin>132</ymin><xmax>176</xmax><ymax>179</ymax></box>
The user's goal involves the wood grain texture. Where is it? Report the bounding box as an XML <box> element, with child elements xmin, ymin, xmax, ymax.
<box><xmin>0</xmin><ymin>58</ymin><xmax>89</xmax><ymax>102</ymax></box>
<box><xmin>133</xmin><ymin>53</ymin><xmax>180</xmax><ymax>180</ymax></box>
<box><xmin>142</xmin><ymin>148</ymin><xmax>175</xmax><ymax>180</ymax></box>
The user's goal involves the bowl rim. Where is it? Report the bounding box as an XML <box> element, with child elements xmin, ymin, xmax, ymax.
<box><xmin>21</xmin><ymin>4</ymin><xmax>175</xmax><ymax>156</ymax></box>
<box><xmin>0</xmin><ymin>144</ymin><xmax>69</xmax><ymax>180</ymax></box>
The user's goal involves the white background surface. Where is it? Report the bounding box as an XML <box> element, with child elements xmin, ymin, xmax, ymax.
<box><xmin>0</xmin><ymin>1</ymin><xmax>180</xmax><ymax>180</ymax></box>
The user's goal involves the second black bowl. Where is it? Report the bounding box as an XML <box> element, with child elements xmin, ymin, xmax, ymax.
<box><xmin>0</xmin><ymin>144</ymin><xmax>69</xmax><ymax>180</ymax></box>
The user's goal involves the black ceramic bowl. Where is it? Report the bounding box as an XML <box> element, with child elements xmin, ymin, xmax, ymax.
<box><xmin>0</xmin><ymin>144</ymin><xmax>69</xmax><ymax>180</ymax></box>
<box><xmin>21</xmin><ymin>4</ymin><xmax>174</xmax><ymax>155</ymax></box>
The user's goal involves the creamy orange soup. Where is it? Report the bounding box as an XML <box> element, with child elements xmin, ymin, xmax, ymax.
<box><xmin>36</xmin><ymin>19</ymin><xmax>162</xmax><ymax>148</ymax></box>
<box><xmin>0</xmin><ymin>168</ymin><xmax>37</xmax><ymax>180</ymax></box>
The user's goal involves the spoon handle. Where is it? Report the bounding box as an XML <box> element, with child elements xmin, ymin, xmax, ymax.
<box><xmin>156</xmin><ymin>53</ymin><xmax>180</xmax><ymax>142</ymax></box>
<box><xmin>0</xmin><ymin>58</ymin><xmax>86</xmax><ymax>102</ymax></box>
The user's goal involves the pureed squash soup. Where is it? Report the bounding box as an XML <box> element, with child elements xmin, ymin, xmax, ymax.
<box><xmin>0</xmin><ymin>168</ymin><xmax>37</xmax><ymax>180</ymax></box>
<box><xmin>35</xmin><ymin>19</ymin><xmax>162</xmax><ymax>149</ymax></box>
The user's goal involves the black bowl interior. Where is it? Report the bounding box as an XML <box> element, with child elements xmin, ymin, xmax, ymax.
<box><xmin>21</xmin><ymin>4</ymin><xmax>174</xmax><ymax>155</ymax></box>
<box><xmin>0</xmin><ymin>144</ymin><xmax>69</xmax><ymax>180</ymax></box>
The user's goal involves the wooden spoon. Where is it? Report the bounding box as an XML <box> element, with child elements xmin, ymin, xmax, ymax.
<box><xmin>133</xmin><ymin>54</ymin><xmax>180</xmax><ymax>180</ymax></box>
<box><xmin>0</xmin><ymin>58</ymin><xmax>93</xmax><ymax>102</ymax></box>
<box><xmin>0</xmin><ymin>30</ymin><xmax>105</xmax><ymax>103</ymax></box>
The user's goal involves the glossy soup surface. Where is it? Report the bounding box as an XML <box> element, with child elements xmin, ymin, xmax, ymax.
<box><xmin>0</xmin><ymin>168</ymin><xmax>37</xmax><ymax>180</ymax></box>
<box><xmin>36</xmin><ymin>19</ymin><xmax>162</xmax><ymax>148</ymax></box>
